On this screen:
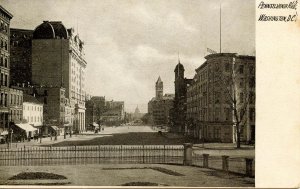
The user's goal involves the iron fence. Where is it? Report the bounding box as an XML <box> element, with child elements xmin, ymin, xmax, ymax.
<box><xmin>0</xmin><ymin>145</ymin><xmax>184</xmax><ymax>166</ymax></box>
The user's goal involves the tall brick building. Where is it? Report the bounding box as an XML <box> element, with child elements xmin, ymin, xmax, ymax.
<box><xmin>0</xmin><ymin>6</ymin><xmax>23</xmax><ymax>138</ymax></box>
<box><xmin>31</xmin><ymin>21</ymin><xmax>87</xmax><ymax>133</ymax></box>
<box><xmin>186</xmin><ymin>53</ymin><xmax>255</xmax><ymax>143</ymax></box>
<box><xmin>10</xmin><ymin>28</ymin><xmax>33</xmax><ymax>86</ymax></box>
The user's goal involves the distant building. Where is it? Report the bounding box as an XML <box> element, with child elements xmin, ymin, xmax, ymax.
<box><xmin>33</xmin><ymin>86</ymin><xmax>72</xmax><ymax>135</ymax></box>
<box><xmin>148</xmin><ymin>77</ymin><xmax>174</xmax><ymax>125</ymax></box>
<box><xmin>186</xmin><ymin>53</ymin><xmax>255</xmax><ymax>143</ymax></box>
<box><xmin>31</xmin><ymin>21</ymin><xmax>87</xmax><ymax>133</ymax></box>
<box><xmin>101</xmin><ymin>100</ymin><xmax>125</xmax><ymax>125</ymax></box>
<box><xmin>85</xmin><ymin>96</ymin><xmax>106</xmax><ymax>129</ymax></box>
<box><xmin>10</xmin><ymin>28</ymin><xmax>33</xmax><ymax>86</ymax></box>
<box><xmin>132</xmin><ymin>106</ymin><xmax>144</xmax><ymax>120</ymax></box>
<box><xmin>170</xmin><ymin>60</ymin><xmax>192</xmax><ymax>133</ymax></box>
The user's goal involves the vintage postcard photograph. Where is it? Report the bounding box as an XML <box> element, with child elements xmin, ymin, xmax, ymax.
<box><xmin>0</xmin><ymin>0</ymin><xmax>257</xmax><ymax>187</ymax></box>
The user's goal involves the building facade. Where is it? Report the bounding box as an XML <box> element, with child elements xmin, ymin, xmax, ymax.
<box><xmin>85</xmin><ymin>96</ymin><xmax>106</xmax><ymax>127</ymax></box>
<box><xmin>23</xmin><ymin>94</ymin><xmax>43</xmax><ymax>127</ymax></box>
<box><xmin>0</xmin><ymin>6</ymin><xmax>24</xmax><ymax>140</ymax></box>
<box><xmin>31</xmin><ymin>21</ymin><xmax>86</xmax><ymax>133</ymax></box>
<box><xmin>0</xmin><ymin>6</ymin><xmax>13</xmax><ymax>136</ymax></box>
<box><xmin>101</xmin><ymin>100</ymin><xmax>125</xmax><ymax>125</ymax></box>
<box><xmin>8</xmin><ymin>87</ymin><xmax>23</xmax><ymax>124</ymax></box>
<box><xmin>10</xmin><ymin>28</ymin><xmax>33</xmax><ymax>86</ymax></box>
<box><xmin>148</xmin><ymin>77</ymin><xmax>174</xmax><ymax>126</ymax></box>
<box><xmin>186</xmin><ymin>53</ymin><xmax>255</xmax><ymax>143</ymax></box>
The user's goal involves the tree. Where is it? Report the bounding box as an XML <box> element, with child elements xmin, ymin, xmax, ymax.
<box><xmin>215</xmin><ymin>57</ymin><xmax>255</xmax><ymax>148</ymax></box>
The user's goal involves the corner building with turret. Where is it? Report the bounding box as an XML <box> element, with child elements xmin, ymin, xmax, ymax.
<box><xmin>31</xmin><ymin>21</ymin><xmax>87</xmax><ymax>133</ymax></box>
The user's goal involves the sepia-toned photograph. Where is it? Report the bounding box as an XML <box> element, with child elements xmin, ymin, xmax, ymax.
<box><xmin>0</xmin><ymin>0</ymin><xmax>255</xmax><ymax>187</ymax></box>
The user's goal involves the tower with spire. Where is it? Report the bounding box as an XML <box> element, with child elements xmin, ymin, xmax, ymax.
<box><xmin>174</xmin><ymin>56</ymin><xmax>185</xmax><ymax>100</ymax></box>
<box><xmin>171</xmin><ymin>55</ymin><xmax>192</xmax><ymax>133</ymax></box>
<box><xmin>155</xmin><ymin>76</ymin><xmax>163</xmax><ymax>99</ymax></box>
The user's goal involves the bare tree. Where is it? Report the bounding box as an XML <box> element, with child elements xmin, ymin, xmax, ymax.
<box><xmin>215</xmin><ymin>57</ymin><xmax>255</xmax><ymax>148</ymax></box>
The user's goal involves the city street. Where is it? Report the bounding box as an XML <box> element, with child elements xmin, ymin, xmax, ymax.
<box><xmin>0</xmin><ymin>126</ymin><xmax>255</xmax><ymax>158</ymax></box>
<box><xmin>0</xmin><ymin>126</ymin><xmax>156</xmax><ymax>149</ymax></box>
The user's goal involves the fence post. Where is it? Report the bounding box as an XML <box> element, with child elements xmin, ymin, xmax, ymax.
<box><xmin>163</xmin><ymin>145</ymin><xmax>166</xmax><ymax>163</ymax></box>
<box><xmin>120</xmin><ymin>145</ymin><xmax>123</xmax><ymax>163</ymax></box>
<box><xmin>245</xmin><ymin>158</ymin><xmax>254</xmax><ymax>177</ymax></box>
<box><xmin>203</xmin><ymin>154</ymin><xmax>209</xmax><ymax>168</ymax></box>
<box><xmin>74</xmin><ymin>146</ymin><xmax>77</xmax><ymax>165</ymax></box>
<box><xmin>222</xmin><ymin>155</ymin><xmax>229</xmax><ymax>171</ymax></box>
<box><xmin>142</xmin><ymin>145</ymin><xmax>145</xmax><ymax>163</ymax></box>
<box><xmin>183</xmin><ymin>143</ymin><xmax>193</xmax><ymax>166</ymax></box>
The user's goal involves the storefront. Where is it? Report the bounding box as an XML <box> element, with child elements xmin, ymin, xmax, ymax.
<box><xmin>14</xmin><ymin>123</ymin><xmax>38</xmax><ymax>140</ymax></box>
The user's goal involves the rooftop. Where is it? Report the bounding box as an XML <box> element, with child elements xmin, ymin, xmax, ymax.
<box><xmin>23</xmin><ymin>94</ymin><xmax>43</xmax><ymax>105</ymax></box>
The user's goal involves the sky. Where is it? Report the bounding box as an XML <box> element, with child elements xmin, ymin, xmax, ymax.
<box><xmin>1</xmin><ymin>0</ymin><xmax>255</xmax><ymax>113</ymax></box>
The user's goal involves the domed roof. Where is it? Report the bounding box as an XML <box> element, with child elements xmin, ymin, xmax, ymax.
<box><xmin>174</xmin><ymin>62</ymin><xmax>184</xmax><ymax>72</ymax></box>
<box><xmin>33</xmin><ymin>21</ymin><xmax>69</xmax><ymax>39</ymax></box>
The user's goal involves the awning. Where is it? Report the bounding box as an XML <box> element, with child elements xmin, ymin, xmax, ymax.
<box><xmin>50</xmin><ymin>126</ymin><xmax>59</xmax><ymax>130</ymax></box>
<box><xmin>0</xmin><ymin>131</ymin><xmax>8</xmax><ymax>135</ymax></box>
<box><xmin>92</xmin><ymin>122</ymin><xmax>99</xmax><ymax>127</ymax></box>
<box><xmin>15</xmin><ymin>124</ymin><xmax>38</xmax><ymax>132</ymax></box>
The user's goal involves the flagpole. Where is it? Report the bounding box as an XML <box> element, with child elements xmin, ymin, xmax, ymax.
<box><xmin>220</xmin><ymin>2</ymin><xmax>222</xmax><ymax>53</ymax></box>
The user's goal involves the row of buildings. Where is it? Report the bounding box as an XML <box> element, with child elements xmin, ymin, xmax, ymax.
<box><xmin>0</xmin><ymin>5</ymin><xmax>87</xmax><ymax>142</ymax></box>
<box><xmin>148</xmin><ymin>53</ymin><xmax>255</xmax><ymax>144</ymax></box>
<box><xmin>85</xmin><ymin>96</ymin><xmax>125</xmax><ymax>130</ymax></box>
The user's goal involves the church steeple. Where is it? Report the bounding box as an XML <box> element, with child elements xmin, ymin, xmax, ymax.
<box><xmin>155</xmin><ymin>76</ymin><xmax>163</xmax><ymax>99</ymax></box>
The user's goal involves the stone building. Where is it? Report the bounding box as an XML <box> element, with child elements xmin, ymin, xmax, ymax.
<box><xmin>31</xmin><ymin>21</ymin><xmax>87</xmax><ymax>133</ymax></box>
<box><xmin>0</xmin><ymin>6</ymin><xmax>23</xmax><ymax>140</ymax></box>
<box><xmin>85</xmin><ymin>96</ymin><xmax>106</xmax><ymax>128</ymax></box>
<box><xmin>10</xmin><ymin>28</ymin><xmax>33</xmax><ymax>86</ymax></box>
<box><xmin>186</xmin><ymin>53</ymin><xmax>255</xmax><ymax>143</ymax></box>
<box><xmin>101</xmin><ymin>100</ymin><xmax>125</xmax><ymax>125</ymax></box>
<box><xmin>33</xmin><ymin>86</ymin><xmax>72</xmax><ymax>135</ymax></box>
<box><xmin>170</xmin><ymin>61</ymin><xmax>192</xmax><ymax>133</ymax></box>
<box><xmin>8</xmin><ymin>87</ymin><xmax>23</xmax><ymax>124</ymax></box>
<box><xmin>22</xmin><ymin>94</ymin><xmax>43</xmax><ymax>128</ymax></box>
<box><xmin>148</xmin><ymin>77</ymin><xmax>174</xmax><ymax>126</ymax></box>
<box><xmin>0</xmin><ymin>6</ymin><xmax>12</xmax><ymax>136</ymax></box>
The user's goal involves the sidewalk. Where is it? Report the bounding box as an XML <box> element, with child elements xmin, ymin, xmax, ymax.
<box><xmin>193</xmin><ymin>143</ymin><xmax>255</xmax><ymax>150</ymax></box>
<box><xmin>0</xmin><ymin>126</ymin><xmax>157</xmax><ymax>149</ymax></box>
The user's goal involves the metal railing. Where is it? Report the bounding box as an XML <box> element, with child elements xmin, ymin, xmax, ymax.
<box><xmin>0</xmin><ymin>145</ymin><xmax>184</xmax><ymax>166</ymax></box>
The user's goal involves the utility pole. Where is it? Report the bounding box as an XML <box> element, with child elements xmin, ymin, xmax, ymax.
<box><xmin>220</xmin><ymin>2</ymin><xmax>222</xmax><ymax>53</ymax></box>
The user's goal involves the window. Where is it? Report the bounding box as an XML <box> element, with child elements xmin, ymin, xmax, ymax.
<box><xmin>4</xmin><ymin>75</ymin><xmax>8</xmax><ymax>86</ymax></box>
<box><xmin>240</xmin><ymin>92</ymin><xmax>244</xmax><ymax>103</ymax></box>
<box><xmin>250</xmin><ymin>108</ymin><xmax>255</xmax><ymax>121</ymax></box>
<box><xmin>249</xmin><ymin>66</ymin><xmax>254</xmax><ymax>75</ymax></box>
<box><xmin>225</xmin><ymin>63</ymin><xmax>230</xmax><ymax>72</ymax></box>
<box><xmin>239</xmin><ymin>65</ymin><xmax>244</xmax><ymax>74</ymax></box>
<box><xmin>239</xmin><ymin>78</ymin><xmax>244</xmax><ymax>87</ymax></box>
<box><xmin>249</xmin><ymin>92</ymin><xmax>255</xmax><ymax>104</ymax></box>
<box><xmin>249</xmin><ymin>77</ymin><xmax>255</xmax><ymax>88</ymax></box>
<box><xmin>4</xmin><ymin>94</ymin><xmax>7</xmax><ymax>107</ymax></box>
<box><xmin>4</xmin><ymin>58</ymin><xmax>7</xmax><ymax>67</ymax></box>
